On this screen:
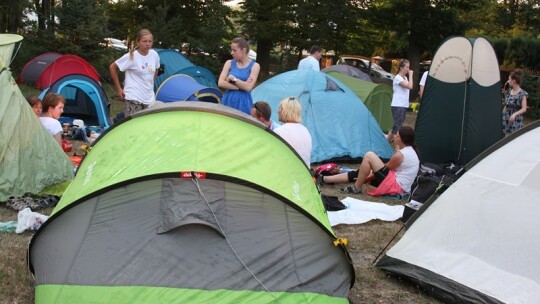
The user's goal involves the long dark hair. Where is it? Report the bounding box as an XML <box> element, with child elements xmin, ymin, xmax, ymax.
<box><xmin>398</xmin><ymin>126</ymin><xmax>417</xmax><ymax>154</ymax></box>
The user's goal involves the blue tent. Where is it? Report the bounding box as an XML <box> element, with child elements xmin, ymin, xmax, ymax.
<box><xmin>252</xmin><ymin>70</ymin><xmax>394</xmax><ymax>163</ymax></box>
<box><xmin>154</xmin><ymin>49</ymin><xmax>218</xmax><ymax>89</ymax></box>
<box><xmin>156</xmin><ymin>74</ymin><xmax>222</xmax><ymax>104</ymax></box>
<box><xmin>39</xmin><ymin>74</ymin><xmax>112</xmax><ymax>130</ymax></box>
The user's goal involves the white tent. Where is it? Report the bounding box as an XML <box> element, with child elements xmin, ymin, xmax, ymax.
<box><xmin>377</xmin><ymin>120</ymin><xmax>540</xmax><ymax>303</ymax></box>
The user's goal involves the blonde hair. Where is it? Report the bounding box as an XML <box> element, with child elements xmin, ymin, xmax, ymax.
<box><xmin>130</xmin><ymin>29</ymin><xmax>153</xmax><ymax>60</ymax></box>
<box><xmin>396</xmin><ymin>59</ymin><xmax>409</xmax><ymax>75</ymax></box>
<box><xmin>278</xmin><ymin>97</ymin><xmax>302</xmax><ymax>123</ymax></box>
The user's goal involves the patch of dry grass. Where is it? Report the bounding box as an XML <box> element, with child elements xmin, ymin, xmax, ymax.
<box><xmin>0</xmin><ymin>207</ymin><xmax>35</xmax><ymax>304</ymax></box>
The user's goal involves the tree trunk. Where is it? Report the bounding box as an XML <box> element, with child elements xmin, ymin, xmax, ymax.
<box><xmin>256</xmin><ymin>38</ymin><xmax>272</xmax><ymax>81</ymax></box>
<box><xmin>407</xmin><ymin>0</ymin><xmax>423</xmax><ymax>101</ymax></box>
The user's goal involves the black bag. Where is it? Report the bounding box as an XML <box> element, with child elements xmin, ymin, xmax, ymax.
<box><xmin>409</xmin><ymin>175</ymin><xmax>441</xmax><ymax>204</ymax></box>
<box><xmin>321</xmin><ymin>195</ymin><xmax>346</xmax><ymax>211</ymax></box>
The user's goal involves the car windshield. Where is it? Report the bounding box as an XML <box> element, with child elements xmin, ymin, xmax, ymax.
<box><xmin>356</xmin><ymin>59</ymin><xmax>385</xmax><ymax>72</ymax></box>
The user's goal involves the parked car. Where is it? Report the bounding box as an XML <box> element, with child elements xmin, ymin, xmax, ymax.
<box><xmin>337</xmin><ymin>56</ymin><xmax>394</xmax><ymax>81</ymax></box>
<box><xmin>102</xmin><ymin>38</ymin><xmax>128</xmax><ymax>51</ymax></box>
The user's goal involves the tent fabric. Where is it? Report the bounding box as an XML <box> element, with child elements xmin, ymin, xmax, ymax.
<box><xmin>0</xmin><ymin>34</ymin><xmax>23</xmax><ymax>67</ymax></box>
<box><xmin>176</xmin><ymin>65</ymin><xmax>218</xmax><ymax>89</ymax></box>
<box><xmin>156</xmin><ymin>74</ymin><xmax>221</xmax><ymax>103</ymax></box>
<box><xmin>18</xmin><ymin>53</ymin><xmax>100</xmax><ymax>89</ymax></box>
<box><xmin>154</xmin><ymin>48</ymin><xmax>194</xmax><ymax>89</ymax></box>
<box><xmin>377</xmin><ymin>120</ymin><xmax>540</xmax><ymax>304</ymax></box>
<box><xmin>252</xmin><ymin>70</ymin><xmax>394</xmax><ymax>163</ymax></box>
<box><xmin>29</xmin><ymin>102</ymin><xmax>354</xmax><ymax>304</ymax></box>
<box><xmin>322</xmin><ymin>65</ymin><xmax>372</xmax><ymax>82</ymax></box>
<box><xmin>415</xmin><ymin>36</ymin><xmax>502</xmax><ymax>165</ymax></box>
<box><xmin>39</xmin><ymin>74</ymin><xmax>113</xmax><ymax>129</ymax></box>
<box><xmin>0</xmin><ymin>34</ymin><xmax>74</xmax><ymax>201</ymax></box>
<box><xmin>154</xmin><ymin>48</ymin><xmax>218</xmax><ymax>89</ymax></box>
<box><xmin>16</xmin><ymin>52</ymin><xmax>61</xmax><ymax>85</ymax></box>
<box><xmin>324</xmin><ymin>70</ymin><xmax>393</xmax><ymax>133</ymax></box>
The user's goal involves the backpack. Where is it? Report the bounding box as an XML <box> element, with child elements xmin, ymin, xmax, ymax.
<box><xmin>321</xmin><ymin>195</ymin><xmax>346</xmax><ymax>211</ymax></box>
<box><xmin>315</xmin><ymin>163</ymin><xmax>341</xmax><ymax>176</ymax></box>
<box><xmin>402</xmin><ymin>163</ymin><xmax>462</xmax><ymax>223</ymax></box>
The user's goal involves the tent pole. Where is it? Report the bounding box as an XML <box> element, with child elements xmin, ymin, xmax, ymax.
<box><xmin>372</xmin><ymin>224</ymin><xmax>406</xmax><ymax>265</ymax></box>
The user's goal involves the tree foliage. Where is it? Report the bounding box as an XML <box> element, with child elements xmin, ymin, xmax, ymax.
<box><xmin>5</xmin><ymin>0</ymin><xmax>540</xmax><ymax>105</ymax></box>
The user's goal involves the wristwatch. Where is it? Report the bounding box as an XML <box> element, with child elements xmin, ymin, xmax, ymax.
<box><xmin>232</xmin><ymin>77</ymin><xmax>237</xmax><ymax>84</ymax></box>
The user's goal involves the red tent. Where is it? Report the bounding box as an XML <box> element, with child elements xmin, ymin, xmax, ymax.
<box><xmin>18</xmin><ymin>53</ymin><xmax>100</xmax><ymax>89</ymax></box>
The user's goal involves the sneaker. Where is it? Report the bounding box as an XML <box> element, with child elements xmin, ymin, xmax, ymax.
<box><xmin>340</xmin><ymin>185</ymin><xmax>362</xmax><ymax>194</ymax></box>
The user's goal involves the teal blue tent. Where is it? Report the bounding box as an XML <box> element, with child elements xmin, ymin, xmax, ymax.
<box><xmin>252</xmin><ymin>70</ymin><xmax>394</xmax><ymax>163</ymax></box>
<box><xmin>39</xmin><ymin>74</ymin><xmax>113</xmax><ymax>130</ymax></box>
<box><xmin>154</xmin><ymin>49</ymin><xmax>217</xmax><ymax>89</ymax></box>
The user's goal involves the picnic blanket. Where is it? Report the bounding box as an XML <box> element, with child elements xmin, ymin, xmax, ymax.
<box><xmin>328</xmin><ymin>197</ymin><xmax>404</xmax><ymax>226</ymax></box>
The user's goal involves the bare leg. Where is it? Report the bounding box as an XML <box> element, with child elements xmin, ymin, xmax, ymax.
<box><xmin>322</xmin><ymin>172</ymin><xmax>350</xmax><ymax>184</ymax></box>
<box><xmin>323</xmin><ymin>151</ymin><xmax>385</xmax><ymax>189</ymax></box>
<box><xmin>353</xmin><ymin>152</ymin><xmax>385</xmax><ymax>189</ymax></box>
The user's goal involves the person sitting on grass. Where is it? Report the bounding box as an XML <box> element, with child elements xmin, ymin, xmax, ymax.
<box><xmin>251</xmin><ymin>101</ymin><xmax>279</xmax><ymax>130</ymax></box>
<box><xmin>39</xmin><ymin>93</ymin><xmax>65</xmax><ymax>146</ymax></box>
<box><xmin>320</xmin><ymin>126</ymin><xmax>419</xmax><ymax>195</ymax></box>
<box><xmin>27</xmin><ymin>95</ymin><xmax>42</xmax><ymax>117</ymax></box>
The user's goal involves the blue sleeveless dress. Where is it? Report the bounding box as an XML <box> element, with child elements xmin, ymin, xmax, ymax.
<box><xmin>222</xmin><ymin>59</ymin><xmax>255</xmax><ymax>114</ymax></box>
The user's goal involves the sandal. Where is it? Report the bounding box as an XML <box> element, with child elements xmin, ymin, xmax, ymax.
<box><xmin>341</xmin><ymin>185</ymin><xmax>362</xmax><ymax>194</ymax></box>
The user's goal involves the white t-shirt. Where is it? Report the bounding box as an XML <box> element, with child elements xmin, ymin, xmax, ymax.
<box><xmin>115</xmin><ymin>49</ymin><xmax>160</xmax><ymax>105</ymax></box>
<box><xmin>394</xmin><ymin>146</ymin><xmax>420</xmax><ymax>193</ymax></box>
<box><xmin>419</xmin><ymin>71</ymin><xmax>428</xmax><ymax>86</ymax></box>
<box><xmin>298</xmin><ymin>56</ymin><xmax>320</xmax><ymax>72</ymax></box>
<box><xmin>39</xmin><ymin>116</ymin><xmax>62</xmax><ymax>137</ymax></box>
<box><xmin>274</xmin><ymin>123</ymin><xmax>312</xmax><ymax>167</ymax></box>
<box><xmin>391</xmin><ymin>74</ymin><xmax>410</xmax><ymax>108</ymax></box>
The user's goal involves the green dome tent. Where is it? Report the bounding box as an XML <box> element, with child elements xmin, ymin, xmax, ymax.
<box><xmin>324</xmin><ymin>70</ymin><xmax>394</xmax><ymax>133</ymax></box>
<box><xmin>0</xmin><ymin>34</ymin><xmax>74</xmax><ymax>201</ymax></box>
<box><xmin>29</xmin><ymin>103</ymin><xmax>355</xmax><ymax>304</ymax></box>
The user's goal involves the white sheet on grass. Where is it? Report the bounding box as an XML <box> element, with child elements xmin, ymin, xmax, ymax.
<box><xmin>328</xmin><ymin>197</ymin><xmax>404</xmax><ymax>226</ymax></box>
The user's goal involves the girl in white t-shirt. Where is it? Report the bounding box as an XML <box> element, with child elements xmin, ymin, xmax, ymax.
<box><xmin>39</xmin><ymin>93</ymin><xmax>65</xmax><ymax>145</ymax></box>
<box><xmin>110</xmin><ymin>29</ymin><xmax>160</xmax><ymax>116</ymax></box>
<box><xmin>388</xmin><ymin>59</ymin><xmax>413</xmax><ymax>143</ymax></box>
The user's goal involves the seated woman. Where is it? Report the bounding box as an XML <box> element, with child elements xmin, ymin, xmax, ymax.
<box><xmin>39</xmin><ymin>93</ymin><xmax>65</xmax><ymax>145</ymax></box>
<box><xmin>321</xmin><ymin>126</ymin><xmax>419</xmax><ymax>195</ymax></box>
<box><xmin>274</xmin><ymin>97</ymin><xmax>312</xmax><ymax>167</ymax></box>
<box><xmin>27</xmin><ymin>95</ymin><xmax>42</xmax><ymax>117</ymax></box>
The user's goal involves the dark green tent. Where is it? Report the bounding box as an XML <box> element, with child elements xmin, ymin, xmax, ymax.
<box><xmin>415</xmin><ymin>36</ymin><xmax>502</xmax><ymax>164</ymax></box>
<box><xmin>324</xmin><ymin>70</ymin><xmax>393</xmax><ymax>133</ymax></box>
<box><xmin>29</xmin><ymin>103</ymin><xmax>354</xmax><ymax>303</ymax></box>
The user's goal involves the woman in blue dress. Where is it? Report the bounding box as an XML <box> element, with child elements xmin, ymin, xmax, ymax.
<box><xmin>502</xmin><ymin>69</ymin><xmax>528</xmax><ymax>136</ymax></box>
<box><xmin>218</xmin><ymin>37</ymin><xmax>260</xmax><ymax>115</ymax></box>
